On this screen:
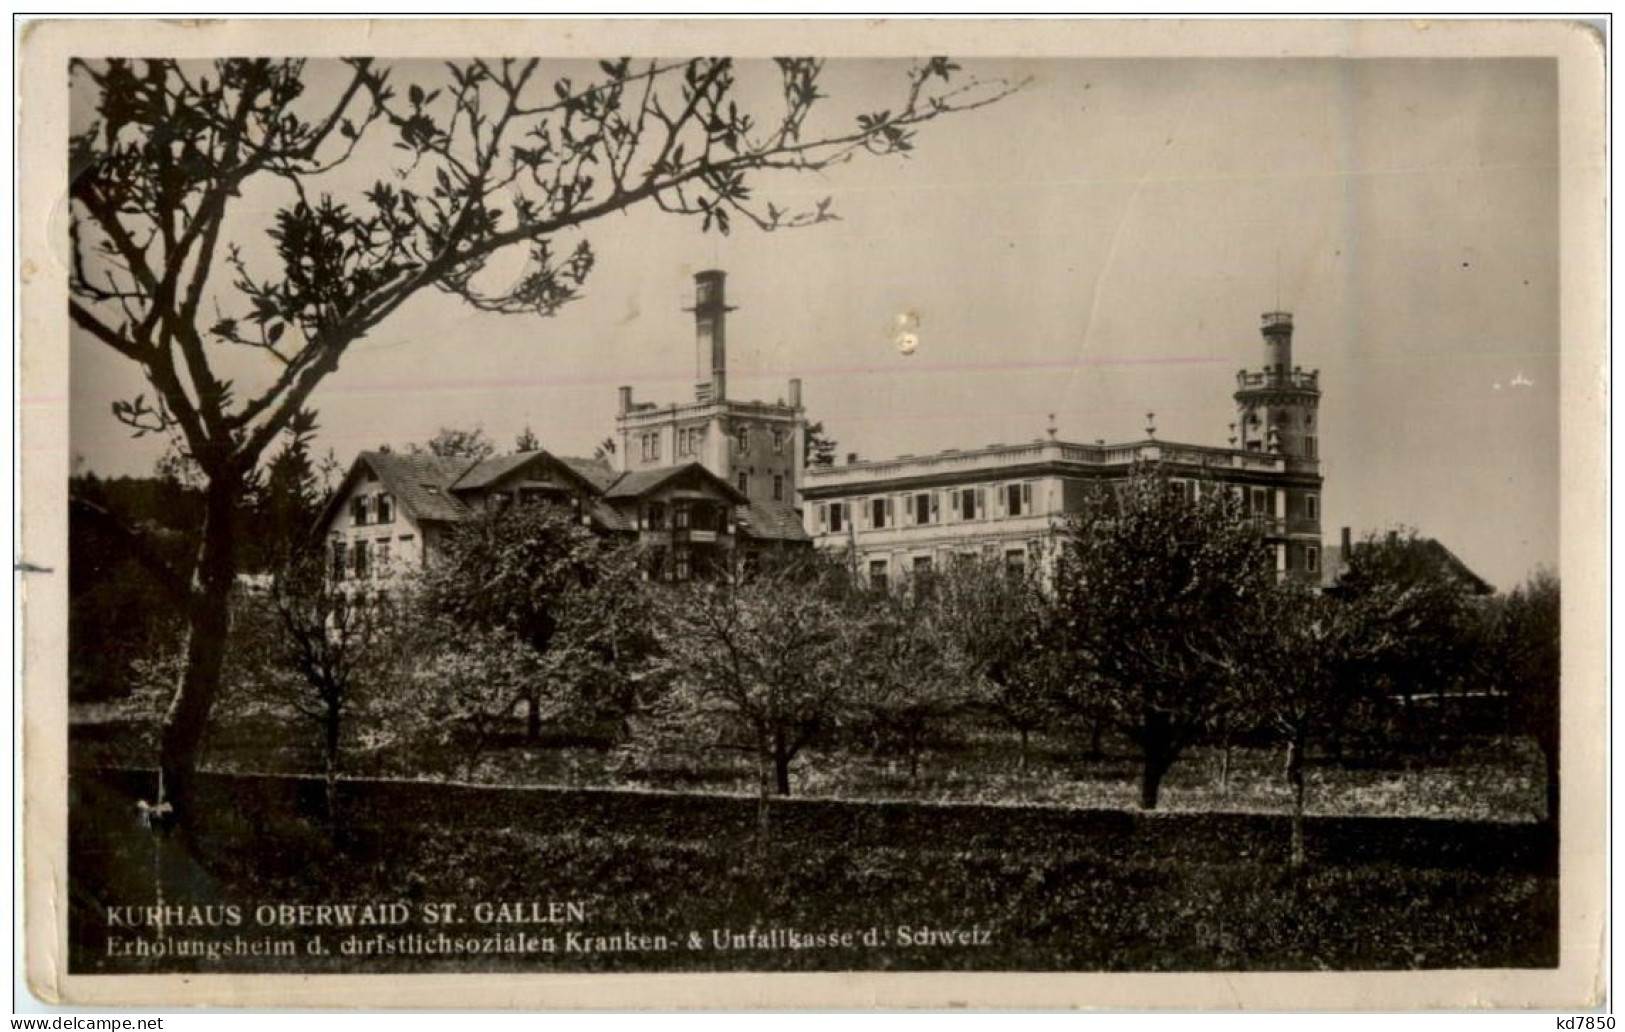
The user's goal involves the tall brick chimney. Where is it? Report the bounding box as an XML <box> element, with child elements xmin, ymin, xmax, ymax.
<box><xmin>690</xmin><ymin>270</ymin><xmax>730</xmax><ymax>402</ymax></box>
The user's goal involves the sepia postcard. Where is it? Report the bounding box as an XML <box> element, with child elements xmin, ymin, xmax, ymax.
<box><xmin>17</xmin><ymin>16</ymin><xmax>1609</xmax><ymax>1010</ymax></box>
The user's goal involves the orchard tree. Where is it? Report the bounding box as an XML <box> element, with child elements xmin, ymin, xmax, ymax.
<box><xmin>407</xmin><ymin>622</ymin><xmax>548</xmax><ymax>774</ymax></box>
<box><xmin>1054</xmin><ymin>466</ymin><xmax>1275</xmax><ymax>809</ymax></box>
<box><xmin>538</xmin><ymin>538</ymin><xmax>664</xmax><ymax>739</ymax></box>
<box><xmin>69</xmin><ymin>56</ymin><xmax>1018</xmax><ymax>816</ymax></box>
<box><xmin>1237</xmin><ymin>582</ymin><xmax>1369</xmax><ymax>867</ymax></box>
<box><xmin>646</xmin><ymin>557</ymin><xmax>850</xmax><ymax>799</ymax></box>
<box><xmin>848</xmin><ymin>578</ymin><xmax>970</xmax><ymax>780</ymax></box>
<box><xmin>1487</xmin><ymin>569</ymin><xmax>1560</xmax><ymax>824</ymax></box>
<box><xmin>1329</xmin><ymin>528</ymin><xmax>1483</xmax><ymax>755</ymax></box>
<box><xmin>929</xmin><ymin>555</ymin><xmax>1062</xmax><ymax>771</ymax></box>
<box><xmin>419</xmin><ymin>500</ymin><xmax>611</xmax><ymax>742</ymax></box>
<box><xmin>231</xmin><ymin>553</ymin><xmax>403</xmax><ymax>827</ymax></box>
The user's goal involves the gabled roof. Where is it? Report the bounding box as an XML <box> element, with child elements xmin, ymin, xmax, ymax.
<box><xmin>603</xmin><ymin>463</ymin><xmax>748</xmax><ymax>503</ymax></box>
<box><xmin>448</xmin><ymin>451</ymin><xmax>541</xmax><ymax>491</ymax></box>
<box><xmin>1413</xmin><ymin>537</ymin><xmax>1494</xmax><ymax>595</ymax></box>
<box><xmin>586</xmin><ymin>500</ymin><xmax>636</xmax><ymax>533</ymax></box>
<box><xmin>320</xmin><ymin>450</ymin><xmax>476</xmax><ymax>530</ymax></box>
<box><xmin>735</xmin><ymin>499</ymin><xmax>811</xmax><ymax>542</ymax></box>
<box><xmin>559</xmin><ymin>456</ymin><xmax>619</xmax><ymax>493</ymax></box>
<box><xmin>449</xmin><ymin>449</ymin><xmax>616</xmax><ymax>496</ymax></box>
<box><xmin>1323</xmin><ymin>535</ymin><xmax>1493</xmax><ymax>595</ymax></box>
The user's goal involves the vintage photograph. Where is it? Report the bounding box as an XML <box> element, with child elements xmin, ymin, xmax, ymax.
<box><xmin>21</xmin><ymin>17</ymin><xmax>1606</xmax><ymax>1010</ymax></box>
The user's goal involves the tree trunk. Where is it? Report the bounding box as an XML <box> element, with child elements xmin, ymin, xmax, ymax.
<box><xmin>772</xmin><ymin>730</ymin><xmax>792</xmax><ymax>796</ymax></box>
<box><xmin>1542</xmin><ymin>736</ymin><xmax>1559</xmax><ymax>828</ymax></box>
<box><xmin>323</xmin><ymin>703</ymin><xmax>342</xmax><ymax>833</ymax></box>
<box><xmin>1018</xmin><ymin>728</ymin><xmax>1030</xmax><ymax>773</ymax></box>
<box><xmin>1328</xmin><ymin>703</ymin><xmax>1346</xmax><ymax>763</ymax></box>
<box><xmin>1140</xmin><ymin>756</ymin><xmax>1171</xmax><ymax>810</ymax></box>
<box><xmin>1218</xmin><ymin>720</ymin><xmax>1232</xmax><ymax>796</ymax></box>
<box><xmin>1137</xmin><ymin>709</ymin><xmax>1176</xmax><ymax>811</ymax></box>
<box><xmin>526</xmin><ymin>691</ymin><xmax>541</xmax><ymax>742</ymax></box>
<box><xmin>158</xmin><ymin>473</ymin><xmax>240</xmax><ymax>822</ymax></box>
<box><xmin>1286</xmin><ymin>729</ymin><xmax>1307</xmax><ymax>867</ymax></box>
<box><xmin>755</xmin><ymin>750</ymin><xmax>771</xmax><ymax>852</ymax></box>
<box><xmin>906</xmin><ymin>724</ymin><xmax>920</xmax><ymax>781</ymax></box>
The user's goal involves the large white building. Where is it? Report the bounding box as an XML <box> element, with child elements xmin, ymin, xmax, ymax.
<box><xmin>800</xmin><ymin>311</ymin><xmax>1325</xmax><ymax>587</ymax></box>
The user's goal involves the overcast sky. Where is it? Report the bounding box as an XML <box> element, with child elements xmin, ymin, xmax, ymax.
<box><xmin>71</xmin><ymin>57</ymin><xmax>1559</xmax><ymax>591</ymax></box>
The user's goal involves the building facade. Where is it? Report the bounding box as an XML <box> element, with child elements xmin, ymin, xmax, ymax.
<box><xmin>614</xmin><ymin>270</ymin><xmax>807</xmax><ymax>513</ymax></box>
<box><xmin>319</xmin><ymin>270</ymin><xmax>814</xmax><ymax>582</ymax></box>
<box><xmin>322</xmin><ymin>280</ymin><xmax>1319</xmax><ymax>587</ymax></box>
<box><xmin>800</xmin><ymin>311</ymin><xmax>1324</xmax><ymax>586</ymax></box>
<box><xmin>321</xmin><ymin>443</ymin><xmax>804</xmax><ymax>585</ymax></box>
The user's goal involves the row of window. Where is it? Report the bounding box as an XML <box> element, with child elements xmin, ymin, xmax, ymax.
<box><xmin>635</xmin><ymin>425</ymin><xmax>791</xmax><ymax>464</ymax></box>
<box><xmin>1242</xmin><ymin>434</ymin><xmax>1319</xmax><ymax>458</ymax></box>
<box><xmin>350</xmin><ymin>492</ymin><xmax>395</xmax><ymax>526</ymax></box>
<box><xmin>864</xmin><ymin>543</ymin><xmax>1039</xmax><ymax>590</ymax></box>
<box><xmin>643</xmin><ymin>500</ymin><xmax>728</xmax><ymax>533</ymax></box>
<box><xmin>1169</xmin><ymin>480</ymin><xmax>1318</xmax><ymax>521</ymax></box>
<box><xmin>734</xmin><ymin>471</ymin><xmax>787</xmax><ymax>500</ymax></box>
<box><xmin>861</xmin><ymin>541</ymin><xmax>1321</xmax><ymax>587</ymax></box>
<box><xmin>817</xmin><ymin>482</ymin><xmax>1038</xmax><ymax>534</ymax></box>
<box><xmin>331</xmin><ymin>534</ymin><xmax>415</xmax><ymax>580</ymax></box>
<box><xmin>819</xmin><ymin>482</ymin><xmax>1317</xmax><ymax>535</ymax></box>
<box><xmin>486</xmin><ymin>489</ymin><xmax>581</xmax><ymax>514</ymax></box>
<box><xmin>1244</xmin><ymin>408</ymin><xmax>1317</xmax><ymax>430</ymax></box>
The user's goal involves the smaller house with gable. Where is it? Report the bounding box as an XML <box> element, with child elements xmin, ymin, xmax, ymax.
<box><xmin>319</xmin><ymin>445</ymin><xmax>809</xmax><ymax>583</ymax></box>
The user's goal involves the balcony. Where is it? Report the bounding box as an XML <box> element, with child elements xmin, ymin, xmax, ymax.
<box><xmin>1235</xmin><ymin>368</ymin><xmax>1320</xmax><ymax>391</ymax></box>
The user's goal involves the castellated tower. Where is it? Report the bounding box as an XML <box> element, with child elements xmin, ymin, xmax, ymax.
<box><xmin>1234</xmin><ymin>311</ymin><xmax>1320</xmax><ymax>460</ymax></box>
<box><xmin>1233</xmin><ymin>310</ymin><xmax>1324</xmax><ymax>581</ymax></box>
